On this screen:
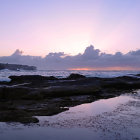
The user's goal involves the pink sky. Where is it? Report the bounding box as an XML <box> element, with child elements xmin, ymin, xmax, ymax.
<box><xmin>0</xmin><ymin>0</ymin><xmax>140</xmax><ymax>57</ymax></box>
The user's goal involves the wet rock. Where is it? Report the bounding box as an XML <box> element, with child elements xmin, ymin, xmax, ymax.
<box><xmin>102</xmin><ymin>81</ymin><xmax>140</xmax><ymax>90</ymax></box>
<box><xmin>116</xmin><ymin>76</ymin><xmax>139</xmax><ymax>81</ymax></box>
<box><xmin>1</xmin><ymin>73</ymin><xmax>140</xmax><ymax>124</ymax></box>
<box><xmin>40</xmin><ymin>85</ymin><xmax>101</xmax><ymax>98</ymax></box>
<box><xmin>9</xmin><ymin>75</ymin><xmax>58</xmax><ymax>83</ymax></box>
<box><xmin>22</xmin><ymin>91</ymin><xmax>45</xmax><ymax>100</ymax></box>
<box><xmin>136</xmin><ymin>74</ymin><xmax>140</xmax><ymax>77</ymax></box>
<box><xmin>66</xmin><ymin>73</ymin><xmax>86</xmax><ymax>80</ymax></box>
<box><xmin>0</xmin><ymin>87</ymin><xmax>31</xmax><ymax>100</ymax></box>
<box><xmin>0</xmin><ymin>110</ymin><xmax>39</xmax><ymax>123</ymax></box>
<box><xmin>0</xmin><ymin>87</ymin><xmax>47</xmax><ymax>100</ymax></box>
<box><xmin>29</xmin><ymin>107</ymin><xmax>69</xmax><ymax>116</ymax></box>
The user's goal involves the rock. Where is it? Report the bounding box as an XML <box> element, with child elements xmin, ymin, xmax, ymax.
<box><xmin>0</xmin><ymin>87</ymin><xmax>46</xmax><ymax>100</ymax></box>
<box><xmin>102</xmin><ymin>81</ymin><xmax>140</xmax><ymax>90</ymax></box>
<box><xmin>0</xmin><ymin>110</ymin><xmax>39</xmax><ymax>123</ymax></box>
<box><xmin>22</xmin><ymin>91</ymin><xmax>45</xmax><ymax>100</ymax></box>
<box><xmin>40</xmin><ymin>85</ymin><xmax>101</xmax><ymax>98</ymax></box>
<box><xmin>116</xmin><ymin>76</ymin><xmax>139</xmax><ymax>81</ymax></box>
<box><xmin>0</xmin><ymin>87</ymin><xmax>31</xmax><ymax>100</ymax></box>
<box><xmin>30</xmin><ymin>107</ymin><xmax>69</xmax><ymax>116</ymax></box>
<box><xmin>1</xmin><ymin>73</ymin><xmax>140</xmax><ymax>124</ymax></box>
<box><xmin>18</xmin><ymin>117</ymin><xmax>39</xmax><ymax>123</ymax></box>
<box><xmin>136</xmin><ymin>74</ymin><xmax>140</xmax><ymax>77</ymax></box>
<box><xmin>66</xmin><ymin>73</ymin><xmax>86</xmax><ymax>80</ymax></box>
<box><xmin>9</xmin><ymin>75</ymin><xmax>58</xmax><ymax>83</ymax></box>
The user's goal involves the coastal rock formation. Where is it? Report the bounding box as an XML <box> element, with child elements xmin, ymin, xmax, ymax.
<box><xmin>0</xmin><ymin>63</ymin><xmax>36</xmax><ymax>71</ymax></box>
<box><xmin>0</xmin><ymin>73</ymin><xmax>140</xmax><ymax>123</ymax></box>
<box><xmin>9</xmin><ymin>75</ymin><xmax>58</xmax><ymax>82</ymax></box>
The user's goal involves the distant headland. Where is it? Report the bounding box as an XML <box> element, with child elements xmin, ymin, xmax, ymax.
<box><xmin>0</xmin><ymin>63</ymin><xmax>36</xmax><ymax>71</ymax></box>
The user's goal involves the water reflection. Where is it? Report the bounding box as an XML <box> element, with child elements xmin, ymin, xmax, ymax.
<box><xmin>38</xmin><ymin>95</ymin><xmax>134</xmax><ymax>122</ymax></box>
<box><xmin>0</xmin><ymin>92</ymin><xmax>140</xmax><ymax>140</ymax></box>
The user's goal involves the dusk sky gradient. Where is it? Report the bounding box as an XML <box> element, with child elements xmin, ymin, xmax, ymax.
<box><xmin>0</xmin><ymin>0</ymin><xmax>140</xmax><ymax>57</ymax></box>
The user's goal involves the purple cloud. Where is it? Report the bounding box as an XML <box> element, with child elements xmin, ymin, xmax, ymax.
<box><xmin>0</xmin><ymin>45</ymin><xmax>140</xmax><ymax>70</ymax></box>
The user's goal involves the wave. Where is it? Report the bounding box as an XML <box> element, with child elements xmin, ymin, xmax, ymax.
<box><xmin>0</xmin><ymin>70</ymin><xmax>140</xmax><ymax>82</ymax></box>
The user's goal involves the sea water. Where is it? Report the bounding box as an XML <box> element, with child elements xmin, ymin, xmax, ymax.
<box><xmin>0</xmin><ymin>69</ymin><xmax>140</xmax><ymax>82</ymax></box>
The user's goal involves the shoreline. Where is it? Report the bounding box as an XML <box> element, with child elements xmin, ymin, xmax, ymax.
<box><xmin>0</xmin><ymin>73</ymin><xmax>140</xmax><ymax>123</ymax></box>
<box><xmin>0</xmin><ymin>92</ymin><xmax>140</xmax><ymax>140</ymax></box>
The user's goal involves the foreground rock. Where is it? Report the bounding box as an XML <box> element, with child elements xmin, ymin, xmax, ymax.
<box><xmin>0</xmin><ymin>73</ymin><xmax>140</xmax><ymax>123</ymax></box>
<box><xmin>0</xmin><ymin>110</ymin><xmax>39</xmax><ymax>123</ymax></box>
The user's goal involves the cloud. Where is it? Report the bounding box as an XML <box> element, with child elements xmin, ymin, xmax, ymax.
<box><xmin>11</xmin><ymin>49</ymin><xmax>23</xmax><ymax>56</ymax></box>
<box><xmin>0</xmin><ymin>45</ymin><xmax>140</xmax><ymax>70</ymax></box>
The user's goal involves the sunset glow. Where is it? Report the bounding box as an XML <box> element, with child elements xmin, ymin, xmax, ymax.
<box><xmin>69</xmin><ymin>67</ymin><xmax>140</xmax><ymax>71</ymax></box>
<box><xmin>0</xmin><ymin>0</ymin><xmax>140</xmax><ymax>70</ymax></box>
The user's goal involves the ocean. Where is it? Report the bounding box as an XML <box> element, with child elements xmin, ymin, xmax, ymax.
<box><xmin>0</xmin><ymin>69</ymin><xmax>140</xmax><ymax>82</ymax></box>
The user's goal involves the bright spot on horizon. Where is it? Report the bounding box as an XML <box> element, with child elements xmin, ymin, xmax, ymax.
<box><xmin>69</xmin><ymin>67</ymin><xmax>140</xmax><ymax>71</ymax></box>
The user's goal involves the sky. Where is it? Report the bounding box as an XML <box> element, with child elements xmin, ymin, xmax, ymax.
<box><xmin>0</xmin><ymin>0</ymin><xmax>140</xmax><ymax>57</ymax></box>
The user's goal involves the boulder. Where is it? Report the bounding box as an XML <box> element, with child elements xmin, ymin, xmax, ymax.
<box><xmin>66</xmin><ymin>73</ymin><xmax>86</xmax><ymax>80</ymax></box>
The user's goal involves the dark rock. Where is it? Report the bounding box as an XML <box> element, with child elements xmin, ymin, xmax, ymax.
<box><xmin>22</xmin><ymin>91</ymin><xmax>45</xmax><ymax>100</ymax></box>
<box><xmin>30</xmin><ymin>107</ymin><xmax>69</xmax><ymax>116</ymax></box>
<box><xmin>66</xmin><ymin>73</ymin><xmax>86</xmax><ymax>80</ymax></box>
<box><xmin>9</xmin><ymin>75</ymin><xmax>58</xmax><ymax>83</ymax></box>
<box><xmin>1</xmin><ymin>73</ymin><xmax>140</xmax><ymax>124</ymax></box>
<box><xmin>0</xmin><ymin>87</ymin><xmax>31</xmax><ymax>100</ymax></box>
<box><xmin>116</xmin><ymin>76</ymin><xmax>139</xmax><ymax>81</ymax></box>
<box><xmin>102</xmin><ymin>81</ymin><xmax>140</xmax><ymax>90</ymax></box>
<box><xmin>41</xmin><ymin>85</ymin><xmax>101</xmax><ymax>98</ymax></box>
<box><xmin>0</xmin><ymin>110</ymin><xmax>39</xmax><ymax>123</ymax></box>
<box><xmin>136</xmin><ymin>74</ymin><xmax>140</xmax><ymax>77</ymax></box>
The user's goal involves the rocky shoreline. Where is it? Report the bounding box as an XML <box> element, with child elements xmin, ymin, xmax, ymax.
<box><xmin>0</xmin><ymin>73</ymin><xmax>140</xmax><ymax>123</ymax></box>
<box><xmin>0</xmin><ymin>63</ymin><xmax>36</xmax><ymax>71</ymax></box>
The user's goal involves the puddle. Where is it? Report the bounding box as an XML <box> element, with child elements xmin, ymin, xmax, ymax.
<box><xmin>0</xmin><ymin>91</ymin><xmax>140</xmax><ymax>140</ymax></box>
<box><xmin>38</xmin><ymin>95</ymin><xmax>134</xmax><ymax>123</ymax></box>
